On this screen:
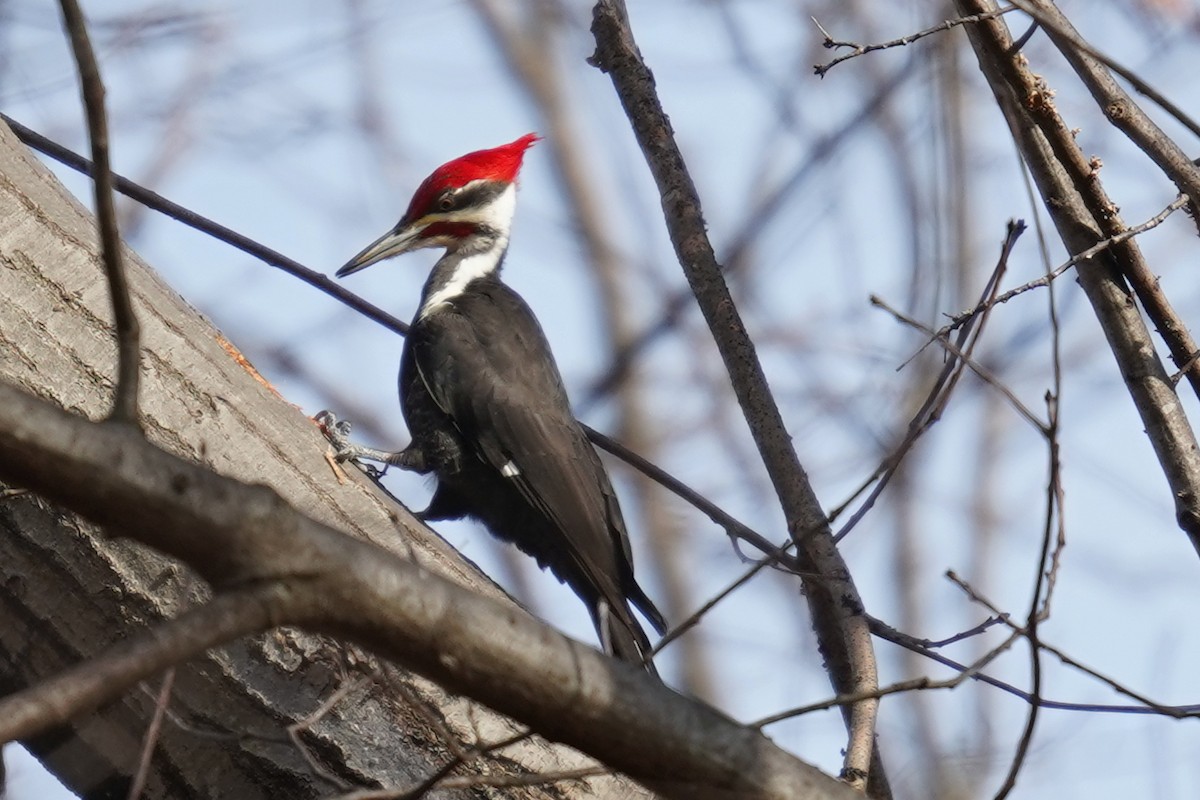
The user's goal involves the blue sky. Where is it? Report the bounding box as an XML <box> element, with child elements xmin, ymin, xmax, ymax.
<box><xmin>3</xmin><ymin>1</ymin><xmax>1200</xmax><ymax>797</ymax></box>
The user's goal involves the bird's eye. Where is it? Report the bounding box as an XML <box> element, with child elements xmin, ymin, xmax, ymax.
<box><xmin>438</xmin><ymin>194</ymin><xmax>455</xmax><ymax>212</ymax></box>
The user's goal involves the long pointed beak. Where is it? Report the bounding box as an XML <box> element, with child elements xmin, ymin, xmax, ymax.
<box><xmin>336</xmin><ymin>224</ymin><xmax>422</xmax><ymax>278</ymax></box>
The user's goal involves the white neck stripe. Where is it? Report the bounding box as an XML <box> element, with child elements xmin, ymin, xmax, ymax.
<box><xmin>418</xmin><ymin>245</ymin><xmax>505</xmax><ymax>319</ymax></box>
<box><xmin>416</xmin><ymin>183</ymin><xmax>516</xmax><ymax>319</ymax></box>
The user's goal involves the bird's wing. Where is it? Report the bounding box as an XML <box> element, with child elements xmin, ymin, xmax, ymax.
<box><xmin>409</xmin><ymin>283</ymin><xmax>632</xmax><ymax>594</ymax></box>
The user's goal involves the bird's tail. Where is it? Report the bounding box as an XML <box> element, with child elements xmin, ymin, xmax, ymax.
<box><xmin>596</xmin><ymin>598</ymin><xmax>660</xmax><ymax>677</ymax></box>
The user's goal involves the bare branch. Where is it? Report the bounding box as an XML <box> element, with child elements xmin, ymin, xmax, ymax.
<box><xmin>126</xmin><ymin>668</ymin><xmax>174</xmax><ymax>800</ymax></box>
<box><xmin>944</xmin><ymin>573</ymin><xmax>1200</xmax><ymax>719</ymax></box>
<box><xmin>1008</xmin><ymin>0</ymin><xmax>1200</xmax><ymax>150</ymax></box>
<box><xmin>833</xmin><ymin>222</ymin><xmax>1025</xmax><ymax>544</ymax></box>
<box><xmin>589</xmin><ymin>2</ymin><xmax>885</xmax><ymax>793</ymax></box>
<box><xmin>869</xmin><ymin>294</ymin><xmax>1046</xmax><ymax>433</ymax></box>
<box><xmin>57</xmin><ymin>0</ymin><xmax>142</xmax><ymax>426</ymax></box>
<box><xmin>1008</xmin><ymin>0</ymin><xmax>1200</xmax><ymax>395</ymax></box>
<box><xmin>954</xmin><ymin>0</ymin><xmax>1200</xmax><ymax>557</ymax></box>
<box><xmin>811</xmin><ymin>7</ymin><xmax>1018</xmax><ymax>77</ymax></box>
<box><xmin>0</xmin><ymin>587</ymin><xmax>286</xmax><ymax>741</ymax></box>
<box><xmin>994</xmin><ymin>357</ymin><xmax>1063</xmax><ymax>799</ymax></box>
<box><xmin>945</xmin><ymin>194</ymin><xmax>1188</xmax><ymax>332</ymax></box>
<box><xmin>754</xmin><ymin>627</ymin><xmax>1023</xmax><ymax>729</ymax></box>
<box><xmin>652</xmin><ymin>538</ymin><xmax>806</xmax><ymax>658</ymax></box>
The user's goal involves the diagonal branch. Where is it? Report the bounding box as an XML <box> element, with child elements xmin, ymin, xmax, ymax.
<box><xmin>811</xmin><ymin>7</ymin><xmax>1017</xmax><ymax>77</ymax></box>
<box><xmin>0</xmin><ymin>586</ymin><xmax>288</xmax><ymax>741</ymax></box>
<box><xmin>834</xmin><ymin>222</ymin><xmax>1026</xmax><ymax>545</ymax></box>
<box><xmin>0</xmin><ymin>112</ymin><xmax>410</xmax><ymax>336</ymax></box>
<box><xmin>954</xmin><ymin>0</ymin><xmax>1200</xmax><ymax>557</ymax></box>
<box><xmin>1008</xmin><ymin>0</ymin><xmax>1200</xmax><ymax>155</ymax></box>
<box><xmin>588</xmin><ymin>1</ymin><xmax>887</xmax><ymax>794</ymax></box>
<box><xmin>1008</xmin><ymin>0</ymin><xmax>1200</xmax><ymax>397</ymax></box>
<box><xmin>57</xmin><ymin>0</ymin><xmax>142</xmax><ymax>427</ymax></box>
<box><xmin>943</xmin><ymin>194</ymin><xmax>1188</xmax><ymax>332</ymax></box>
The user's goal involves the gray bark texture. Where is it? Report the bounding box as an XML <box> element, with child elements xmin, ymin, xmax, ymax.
<box><xmin>0</xmin><ymin>117</ymin><xmax>656</xmax><ymax>800</ymax></box>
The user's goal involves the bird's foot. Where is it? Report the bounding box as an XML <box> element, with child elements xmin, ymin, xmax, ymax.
<box><xmin>315</xmin><ymin>411</ymin><xmax>427</xmax><ymax>478</ymax></box>
<box><xmin>315</xmin><ymin>410</ymin><xmax>393</xmax><ymax>478</ymax></box>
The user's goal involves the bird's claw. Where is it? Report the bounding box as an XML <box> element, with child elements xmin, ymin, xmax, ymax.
<box><xmin>314</xmin><ymin>410</ymin><xmax>390</xmax><ymax>478</ymax></box>
<box><xmin>315</xmin><ymin>410</ymin><xmax>352</xmax><ymax>452</ymax></box>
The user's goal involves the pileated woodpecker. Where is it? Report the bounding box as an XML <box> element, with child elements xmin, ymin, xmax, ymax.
<box><xmin>331</xmin><ymin>134</ymin><xmax>666</xmax><ymax>672</ymax></box>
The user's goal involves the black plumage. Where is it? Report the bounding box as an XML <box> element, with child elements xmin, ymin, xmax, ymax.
<box><xmin>400</xmin><ymin>275</ymin><xmax>665</xmax><ymax>668</ymax></box>
<box><xmin>332</xmin><ymin>134</ymin><xmax>665</xmax><ymax>672</ymax></box>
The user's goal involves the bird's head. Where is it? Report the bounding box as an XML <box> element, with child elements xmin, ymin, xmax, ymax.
<box><xmin>337</xmin><ymin>133</ymin><xmax>540</xmax><ymax>278</ymax></box>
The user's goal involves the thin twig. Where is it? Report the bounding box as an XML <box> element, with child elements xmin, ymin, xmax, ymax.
<box><xmin>920</xmin><ymin>614</ymin><xmax>1010</xmax><ymax>648</ymax></box>
<box><xmin>993</xmin><ymin>378</ymin><xmax>1058</xmax><ymax>799</ymax></box>
<box><xmin>287</xmin><ymin>676</ymin><xmax>375</xmax><ymax>789</ymax></box>
<box><xmin>811</xmin><ymin>7</ymin><xmax>1018</xmax><ymax>77</ymax></box>
<box><xmin>1036</xmin><ymin>156</ymin><xmax>1068</xmax><ymax>623</ymax></box>
<box><xmin>755</xmin><ymin>679</ymin><xmax>934</xmax><ymax>728</ymax></box>
<box><xmin>754</xmin><ymin>628</ymin><xmax>1022</xmax><ymax>729</ymax></box>
<box><xmin>651</xmin><ymin>537</ymin><xmax>811</xmax><ymax>657</ymax></box>
<box><xmin>870</xmin><ymin>295</ymin><xmax>1046</xmax><ymax>433</ymax></box>
<box><xmin>126</xmin><ymin>668</ymin><xmax>175</xmax><ymax>800</ymax></box>
<box><xmin>0</xmin><ymin>585</ymin><xmax>290</xmax><ymax>742</ymax></box>
<box><xmin>834</xmin><ymin>221</ymin><xmax>1025</xmax><ymax>545</ymax></box>
<box><xmin>944</xmin><ymin>194</ymin><xmax>1187</xmax><ymax>333</ymax></box>
<box><xmin>57</xmin><ymin>0</ymin><xmax>142</xmax><ymax>426</ymax></box>
<box><xmin>872</xmin><ymin>612</ymin><xmax>1200</xmax><ymax>717</ymax></box>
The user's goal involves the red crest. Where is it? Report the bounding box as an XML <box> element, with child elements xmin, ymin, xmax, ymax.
<box><xmin>403</xmin><ymin>134</ymin><xmax>540</xmax><ymax>222</ymax></box>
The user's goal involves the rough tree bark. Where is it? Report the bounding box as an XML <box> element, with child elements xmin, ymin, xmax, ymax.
<box><xmin>0</xmin><ymin>117</ymin><xmax>657</xmax><ymax>800</ymax></box>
